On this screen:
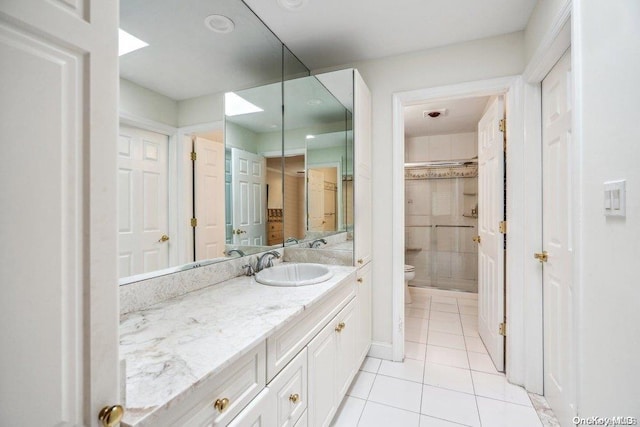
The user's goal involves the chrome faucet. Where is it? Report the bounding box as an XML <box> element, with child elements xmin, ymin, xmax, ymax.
<box><xmin>309</xmin><ymin>238</ymin><xmax>327</xmax><ymax>248</ymax></box>
<box><xmin>285</xmin><ymin>237</ymin><xmax>299</xmax><ymax>244</ymax></box>
<box><xmin>256</xmin><ymin>251</ymin><xmax>281</xmax><ymax>272</ymax></box>
<box><xmin>225</xmin><ymin>249</ymin><xmax>245</xmax><ymax>257</ymax></box>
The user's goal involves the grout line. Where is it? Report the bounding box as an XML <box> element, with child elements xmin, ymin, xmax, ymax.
<box><xmin>459</xmin><ymin>297</ymin><xmax>483</xmax><ymax>427</ymax></box>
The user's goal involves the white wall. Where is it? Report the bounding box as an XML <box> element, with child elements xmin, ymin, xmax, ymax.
<box><xmin>315</xmin><ymin>32</ymin><xmax>525</xmax><ymax>347</ymax></box>
<box><xmin>524</xmin><ymin>0</ymin><xmax>571</xmax><ymax>64</ymax></box>
<box><xmin>178</xmin><ymin>92</ymin><xmax>224</xmax><ymax>127</ymax></box>
<box><xmin>119</xmin><ymin>78</ymin><xmax>178</xmax><ymax>126</ymax></box>
<box><xmin>573</xmin><ymin>0</ymin><xmax>640</xmax><ymax>416</ymax></box>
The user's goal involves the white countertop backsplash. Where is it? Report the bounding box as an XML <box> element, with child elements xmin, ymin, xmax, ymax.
<box><xmin>119</xmin><ymin>264</ymin><xmax>356</xmax><ymax>426</ymax></box>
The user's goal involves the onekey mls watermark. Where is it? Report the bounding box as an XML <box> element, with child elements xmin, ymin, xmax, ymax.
<box><xmin>573</xmin><ymin>417</ymin><xmax>638</xmax><ymax>426</ymax></box>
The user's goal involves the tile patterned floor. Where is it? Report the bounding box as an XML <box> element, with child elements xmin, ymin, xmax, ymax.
<box><xmin>331</xmin><ymin>289</ymin><xmax>559</xmax><ymax>427</ymax></box>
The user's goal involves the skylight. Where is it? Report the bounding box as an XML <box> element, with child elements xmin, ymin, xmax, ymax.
<box><xmin>225</xmin><ymin>92</ymin><xmax>264</xmax><ymax>116</ymax></box>
<box><xmin>118</xmin><ymin>29</ymin><xmax>149</xmax><ymax>56</ymax></box>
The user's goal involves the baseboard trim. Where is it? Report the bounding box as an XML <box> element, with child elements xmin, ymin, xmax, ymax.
<box><xmin>368</xmin><ymin>341</ymin><xmax>393</xmax><ymax>360</ymax></box>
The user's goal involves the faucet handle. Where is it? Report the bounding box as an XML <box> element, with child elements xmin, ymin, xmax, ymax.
<box><xmin>242</xmin><ymin>264</ymin><xmax>255</xmax><ymax>276</ymax></box>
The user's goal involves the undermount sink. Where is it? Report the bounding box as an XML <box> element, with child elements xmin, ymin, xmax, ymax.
<box><xmin>255</xmin><ymin>263</ymin><xmax>333</xmax><ymax>287</ymax></box>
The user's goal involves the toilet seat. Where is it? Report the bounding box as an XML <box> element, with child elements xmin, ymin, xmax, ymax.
<box><xmin>404</xmin><ymin>264</ymin><xmax>415</xmax><ymax>272</ymax></box>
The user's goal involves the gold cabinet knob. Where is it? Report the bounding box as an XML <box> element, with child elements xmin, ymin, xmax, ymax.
<box><xmin>357</xmin><ymin>278</ymin><xmax>363</xmax><ymax>283</ymax></box>
<box><xmin>357</xmin><ymin>258</ymin><xmax>363</xmax><ymax>264</ymax></box>
<box><xmin>473</xmin><ymin>235</ymin><xmax>481</xmax><ymax>243</ymax></box>
<box><xmin>335</xmin><ymin>322</ymin><xmax>346</xmax><ymax>332</ymax></box>
<box><xmin>158</xmin><ymin>234</ymin><xmax>170</xmax><ymax>243</ymax></box>
<box><xmin>534</xmin><ymin>251</ymin><xmax>548</xmax><ymax>263</ymax></box>
<box><xmin>98</xmin><ymin>405</ymin><xmax>124</xmax><ymax>427</ymax></box>
<box><xmin>214</xmin><ymin>397</ymin><xmax>230</xmax><ymax>413</ymax></box>
<box><xmin>289</xmin><ymin>393</ymin><xmax>300</xmax><ymax>403</ymax></box>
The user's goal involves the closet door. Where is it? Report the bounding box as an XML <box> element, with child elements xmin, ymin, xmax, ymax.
<box><xmin>353</xmin><ymin>70</ymin><xmax>372</xmax><ymax>267</ymax></box>
<box><xmin>0</xmin><ymin>1</ymin><xmax>120</xmax><ymax>425</ymax></box>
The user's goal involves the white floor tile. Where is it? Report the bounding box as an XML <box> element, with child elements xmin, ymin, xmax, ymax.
<box><xmin>464</xmin><ymin>336</ymin><xmax>488</xmax><ymax>354</ymax></box>
<box><xmin>431</xmin><ymin>302</ymin><xmax>459</xmax><ymax>313</ymax></box>
<box><xmin>406</xmin><ymin>299</ymin><xmax>431</xmax><ymax>310</ymax></box>
<box><xmin>378</xmin><ymin>358</ymin><xmax>425</xmax><ymax>383</ymax></box>
<box><xmin>406</xmin><ymin>307</ymin><xmax>430</xmax><ymax>319</ymax></box>
<box><xmin>406</xmin><ymin>316</ymin><xmax>429</xmax><ymax>330</ymax></box>
<box><xmin>427</xmin><ymin>331</ymin><xmax>466</xmax><ymax>350</ymax></box>
<box><xmin>423</xmin><ymin>363</ymin><xmax>474</xmax><ymax>394</ymax></box>
<box><xmin>406</xmin><ymin>324</ymin><xmax>429</xmax><ymax>343</ymax></box>
<box><xmin>462</xmin><ymin>323</ymin><xmax>479</xmax><ymax>337</ymax></box>
<box><xmin>429</xmin><ymin>319</ymin><xmax>463</xmax><ymax>335</ymax></box>
<box><xmin>358</xmin><ymin>401</ymin><xmax>420</xmax><ymax>427</ymax></box>
<box><xmin>420</xmin><ymin>385</ymin><xmax>480</xmax><ymax>427</ymax></box>
<box><xmin>459</xmin><ymin>314</ymin><xmax>477</xmax><ymax>326</ymax></box>
<box><xmin>458</xmin><ymin>305</ymin><xmax>478</xmax><ymax>315</ymax></box>
<box><xmin>347</xmin><ymin>370</ymin><xmax>376</xmax><ymax>399</ymax></box>
<box><xmin>331</xmin><ymin>396</ymin><xmax>366</xmax><ymax>427</ymax></box>
<box><xmin>429</xmin><ymin>311</ymin><xmax>460</xmax><ymax>323</ymax></box>
<box><xmin>432</xmin><ymin>296</ymin><xmax>457</xmax><ymax>305</ymax></box>
<box><xmin>419</xmin><ymin>415</ymin><xmax>467</xmax><ymax>426</ymax></box>
<box><xmin>368</xmin><ymin>375</ymin><xmax>423</xmax><ymax>413</ymax></box>
<box><xmin>405</xmin><ymin>341</ymin><xmax>427</xmax><ymax>361</ymax></box>
<box><xmin>425</xmin><ymin>345</ymin><xmax>469</xmax><ymax>369</ymax></box>
<box><xmin>456</xmin><ymin>298</ymin><xmax>477</xmax><ymax>307</ymax></box>
<box><xmin>468</xmin><ymin>352</ymin><xmax>501</xmax><ymax>375</ymax></box>
<box><xmin>360</xmin><ymin>357</ymin><xmax>382</xmax><ymax>374</ymax></box>
<box><xmin>471</xmin><ymin>371</ymin><xmax>532</xmax><ymax>406</ymax></box>
<box><xmin>476</xmin><ymin>396</ymin><xmax>543</xmax><ymax>427</ymax></box>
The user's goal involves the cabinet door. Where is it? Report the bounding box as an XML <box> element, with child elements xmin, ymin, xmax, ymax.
<box><xmin>353</xmin><ymin>70</ymin><xmax>372</xmax><ymax>267</ymax></box>
<box><xmin>336</xmin><ymin>299</ymin><xmax>358</xmax><ymax>400</ymax></box>
<box><xmin>356</xmin><ymin>262</ymin><xmax>373</xmax><ymax>364</ymax></box>
<box><xmin>227</xmin><ymin>389</ymin><xmax>277</xmax><ymax>427</ymax></box>
<box><xmin>0</xmin><ymin>1</ymin><xmax>119</xmax><ymax>425</ymax></box>
<box><xmin>307</xmin><ymin>319</ymin><xmax>338</xmax><ymax>427</ymax></box>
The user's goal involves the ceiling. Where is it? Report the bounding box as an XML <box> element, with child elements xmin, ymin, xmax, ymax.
<box><xmin>243</xmin><ymin>0</ymin><xmax>537</xmax><ymax>70</ymax></box>
<box><xmin>404</xmin><ymin>96</ymin><xmax>490</xmax><ymax>137</ymax></box>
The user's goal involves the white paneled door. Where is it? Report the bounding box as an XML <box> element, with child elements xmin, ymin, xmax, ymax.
<box><xmin>542</xmin><ymin>48</ymin><xmax>576</xmax><ymax>426</ymax></box>
<box><xmin>118</xmin><ymin>125</ymin><xmax>170</xmax><ymax>278</ymax></box>
<box><xmin>0</xmin><ymin>0</ymin><xmax>119</xmax><ymax>425</ymax></box>
<box><xmin>231</xmin><ymin>148</ymin><xmax>266</xmax><ymax>245</ymax></box>
<box><xmin>477</xmin><ymin>96</ymin><xmax>506</xmax><ymax>372</ymax></box>
<box><xmin>194</xmin><ymin>137</ymin><xmax>225</xmax><ymax>260</ymax></box>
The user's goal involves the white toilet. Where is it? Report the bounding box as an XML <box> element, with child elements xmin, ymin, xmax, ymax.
<box><xmin>404</xmin><ymin>264</ymin><xmax>416</xmax><ymax>304</ymax></box>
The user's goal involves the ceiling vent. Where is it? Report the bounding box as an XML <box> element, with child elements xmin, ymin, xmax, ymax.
<box><xmin>423</xmin><ymin>108</ymin><xmax>447</xmax><ymax>119</ymax></box>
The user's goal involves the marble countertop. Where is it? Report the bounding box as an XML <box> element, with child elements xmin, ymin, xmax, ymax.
<box><xmin>120</xmin><ymin>264</ymin><xmax>356</xmax><ymax>426</ymax></box>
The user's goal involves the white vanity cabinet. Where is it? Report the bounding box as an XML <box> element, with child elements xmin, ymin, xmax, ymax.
<box><xmin>355</xmin><ymin>261</ymin><xmax>372</xmax><ymax>363</ymax></box>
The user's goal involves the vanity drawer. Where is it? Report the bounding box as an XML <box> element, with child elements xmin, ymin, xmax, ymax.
<box><xmin>268</xmin><ymin>348</ymin><xmax>307</xmax><ymax>427</ymax></box>
<box><xmin>266</xmin><ymin>276</ymin><xmax>355</xmax><ymax>381</ymax></box>
<box><xmin>294</xmin><ymin>410</ymin><xmax>307</xmax><ymax>427</ymax></box>
<box><xmin>180</xmin><ymin>342</ymin><xmax>266</xmax><ymax>427</ymax></box>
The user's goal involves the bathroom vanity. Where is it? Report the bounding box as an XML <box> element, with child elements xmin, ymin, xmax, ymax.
<box><xmin>120</xmin><ymin>261</ymin><xmax>371</xmax><ymax>426</ymax></box>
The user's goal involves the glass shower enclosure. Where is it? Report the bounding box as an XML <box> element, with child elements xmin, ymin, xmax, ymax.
<box><xmin>404</xmin><ymin>161</ymin><xmax>478</xmax><ymax>293</ymax></box>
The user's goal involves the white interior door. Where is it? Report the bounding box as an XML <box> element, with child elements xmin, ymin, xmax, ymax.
<box><xmin>194</xmin><ymin>137</ymin><xmax>225</xmax><ymax>260</ymax></box>
<box><xmin>542</xmin><ymin>48</ymin><xmax>576</xmax><ymax>426</ymax></box>
<box><xmin>118</xmin><ymin>125</ymin><xmax>170</xmax><ymax>278</ymax></box>
<box><xmin>0</xmin><ymin>0</ymin><xmax>119</xmax><ymax>424</ymax></box>
<box><xmin>308</xmin><ymin>169</ymin><xmax>325</xmax><ymax>231</ymax></box>
<box><xmin>231</xmin><ymin>148</ymin><xmax>266</xmax><ymax>245</ymax></box>
<box><xmin>477</xmin><ymin>96</ymin><xmax>506</xmax><ymax>372</ymax></box>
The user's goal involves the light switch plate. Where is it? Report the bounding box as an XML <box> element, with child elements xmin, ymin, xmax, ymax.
<box><xmin>604</xmin><ymin>180</ymin><xmax>626</xmax><ymax>217</ymax></box>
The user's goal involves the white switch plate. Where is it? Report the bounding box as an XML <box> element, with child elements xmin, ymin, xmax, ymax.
<box><xmin>604</xmin><ymin>180</ymin><xmax>626</xmax><ymax>217</ymax></box>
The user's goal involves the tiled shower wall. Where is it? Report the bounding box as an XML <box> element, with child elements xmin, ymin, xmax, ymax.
<box><xmin>405</xmin><ymin>132</ymin><xmax>478</xmax><ymax>292</ymax></box>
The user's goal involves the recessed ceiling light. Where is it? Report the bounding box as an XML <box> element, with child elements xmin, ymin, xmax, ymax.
<box><xmin>277</xmin><ymin>0</ymin><xmax>308</xmax><ymax>11</ymax></box>
<box><xmin>305</xmin><ymin>134</ymin><xmax>315</xmax><ymax>139</ymax></box>
<box><xmin>307</xmin><ymin>98</ymin><xmax>322</xmax><ymax>106</ymax></box>
<box><xmin>225</xmin><ymin>92</ymin><xmax>264</xmax><ymax>116</ymax></box>
<box><xmin>204</xmin><ymin>14</ymin><xmax>235</xmax><ymax>33</ymax></box>
<box><xmin>118</xmin><ymin>29</ymin><xmax>149</xmax><ymax>56</ymax></box>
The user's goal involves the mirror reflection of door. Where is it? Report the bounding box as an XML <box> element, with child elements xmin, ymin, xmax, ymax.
<box><xmin>118</xmin><ymin>125</ymin><xmax>170</xmax><ymax>278</ymax></box>
<box><xmin>307</xmin><ymin>167</ymin><xmax>339</xmax><ymax>232</ymax></box>
<box><xmin>307</xmin><ymin>169</ymin><xmax>325</xmax><ymax>231</ymax></box>
<box><xmin>231</xmin><ymin>147</ymin><xmax>266</xmax><ymax>245</ymax></box>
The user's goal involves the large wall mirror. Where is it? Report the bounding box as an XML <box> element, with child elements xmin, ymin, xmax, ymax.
<box><xmin>117</xmin><ymin>0</ymin><xmax>353</xmax><ymax>285</ymax></box>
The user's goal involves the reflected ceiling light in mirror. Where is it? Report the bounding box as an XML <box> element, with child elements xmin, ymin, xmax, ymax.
<box><xmin>225</xmin><ymin>92</ymin><xmax>264</xmax><ymax>116</ymax></box>
<box><xmin>204</xmin><ymin>14</ymin><xmax>235</xmax><ymax>34</ymax></box>
<box><xmin>307</xmin><ymin>98</ymin><xmax>322</xmax><ymax>106</ymax></box>
<box><xmin>118</xmin><ymin>29</ymin><xmax>148</xmax><ymax>56</ymax></box>
<box><xmin>305</xmin><ymin>135</ymin><xmax>315</xmax><ymax>139</ymax></box>
<box><xmin>277</xmin><ymin>0</ymin><xmax>308</xmax><ymax>11</ymax></box>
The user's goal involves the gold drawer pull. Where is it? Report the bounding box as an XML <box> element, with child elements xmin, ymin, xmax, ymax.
<box><xmin>289</xmin><ymin>393</ymin><xmax>300</xmax><ymax>403</ymax></box>
<box><xmin>357</xmin><ymin>278</ymin><xmax>363</xmax><ymax>283</ymax></box>
<box><xmin>357</xmin><ymin>258</ymin><xmax>363</xmax><ymax>264</ymax></box>
<box><xmin>214</xmin><ymin>397</ymin><xmax>230</xmax><ymax>413</ymax></box>
<box><xmin>98</xmin><ymin>405</ymin><xmax>124</xmax><ymax>427</ymax></box>
<box><xmin>335</xmin><ymin>322</ymin><xmax>346</xmax><ymax>332</ymax></box>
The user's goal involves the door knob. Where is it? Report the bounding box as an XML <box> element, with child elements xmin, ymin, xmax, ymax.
<box><xmin>534</xmin><ymin>251</ymin><xmax>548</xmax><ymax>262</ymax></box>
<box><xmin>233</xmin><ymin>229</ymin><xmax>247</xmax><ymax>235</ymax></box>
<box><xmin>158</xmin><ymin>234</ymin><xmax>170</xmax><ymax>243</ymax></box>
<box><xmin>473</xmin><ymin>236</ymin><xmax>481</xmax><ymax>243</ymax></box>
<box><xmin>98</xmin><ymin>405</ymin><xmax>124</xmax><ymax>427</ymax></box>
